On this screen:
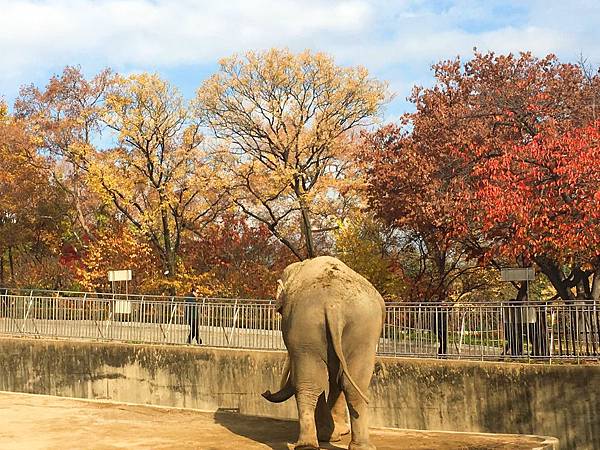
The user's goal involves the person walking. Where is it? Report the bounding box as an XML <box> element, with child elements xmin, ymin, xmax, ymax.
<box><xmin>434</xmin><ymin>301</ymin><xmax>449</xmax><ymax>357</ymax></box>
<box><xmin>503</xmin><ymin>298</ymin><xmax>524</xmax><ymax>356</ymax></box>
<box><xmin>185</xmin><ymin>287</ymin><xmax>202</xmax><ymax>345</ymax></box>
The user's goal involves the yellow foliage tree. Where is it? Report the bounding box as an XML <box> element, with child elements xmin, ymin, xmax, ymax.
<box><xmin>334</xmin><ymin>216</ymin><xmax>405</xmax><ymax>300</ymax></box>
<box><xmin>86</xmin><ymin>73</ymin><xmax>227</xmax><ymax>292</ymax></box>
<box><xmin>195</xmin><ymin>49</ymin><xmax>388</xmax><ymax>259</ymax></box>
<box><xmin>76</xmin><ymin>225</ymin><xmax>156</xmax><ymax>292</ymax></box>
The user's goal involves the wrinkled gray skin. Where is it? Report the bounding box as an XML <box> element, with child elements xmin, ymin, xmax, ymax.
<box><xmin>262</xmin><ymin>256</ymin><xmax>385</xmax><ymax>450</ymax></box>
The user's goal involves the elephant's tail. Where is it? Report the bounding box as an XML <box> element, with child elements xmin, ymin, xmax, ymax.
<box><xmin>325</xmin><ymin>305</ymin><xmax>370</xmax><ymax>405</ymax></box>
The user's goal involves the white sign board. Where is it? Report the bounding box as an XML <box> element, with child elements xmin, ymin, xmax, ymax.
<box><xmin>501</xmin><ymin>267</ymin><xmax>535</xmax><ymax>282</ymax></box>
<box><xmin>108</xmin><ymin>270</ymin><xmax>132</xmax><ymax>282</ymax></box>
<box><xmin>114</xmin><ymin>300</ymin><xmax>132</xmax><ymax>314</ymax></box>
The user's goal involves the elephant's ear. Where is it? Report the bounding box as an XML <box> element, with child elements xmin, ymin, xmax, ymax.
<box><xmin>275</xmin><ymin>279</ymin><xmax>285</xmax><ymax>313</ymax></box>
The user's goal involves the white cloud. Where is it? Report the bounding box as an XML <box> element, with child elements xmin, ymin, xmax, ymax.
<box><xmin>0</xmin><ymin>0</ymin><xmax>372</xmax><ymax>68</ymax></box>
<box><xmin>1</xmin><ymin>0</ymin><xmax>599</xmax><ymax>115</ymax></box>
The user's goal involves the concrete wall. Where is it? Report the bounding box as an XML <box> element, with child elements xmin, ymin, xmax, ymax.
<box><xmin>0</xmin><ymin>337</ymin><xmax>597</xmax><ymax>449</ymax></box>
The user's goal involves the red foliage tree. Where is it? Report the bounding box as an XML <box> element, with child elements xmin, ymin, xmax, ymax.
<box><xmin>475</xmin><ymin>122</ymin><xmax>600</xmax><ymax>299</ymax></box>
<box><xmin>362</xmin><ymin>124</ymin><xmax>476</xmax><ymax>302</ymax></box>
<box><xmin>363</xmin><ymin>51</ymin><xmax>600</xmax><ymax>301</ymax></box>
<box><xmin>181</xmin><ymin>214</ymin><xmax>295</xmax><ymax>298</ymax></box>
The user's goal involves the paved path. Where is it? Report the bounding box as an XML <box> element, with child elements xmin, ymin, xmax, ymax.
<box><xmin>0</xmin><ymin>318</ymin><xmax>506</xmax><ymax>359</ymax></box>
<box><xmin>0</xmin><ymin>392</ymin><xmax>557</xmax><ymax>449</ymax></box>
<box><xmin>0</xmin><ymin>318</ymin><xmax>286</xmax><ymax>349</ymax></box>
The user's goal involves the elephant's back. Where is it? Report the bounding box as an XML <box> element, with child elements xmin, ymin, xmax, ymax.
<box><xmin>283</xmin><ymin>256</ymin><xmax>385</xmax><ymax>312</ymax></box>
<box><xmin>281</xmin><ymin>256</ymin><xmax>385</xmax><ymax>358</ymax></box>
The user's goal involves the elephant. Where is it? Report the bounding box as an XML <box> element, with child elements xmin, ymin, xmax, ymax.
<box><xmin>262</xmin><ymin>256</ymin><xmax>385</xmax><ymax>450</ymax></box>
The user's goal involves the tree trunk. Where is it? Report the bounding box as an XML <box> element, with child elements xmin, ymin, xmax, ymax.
<box><xmin>162</xmin><ymin>249</ymin><xmax>177</xmax><ymax>296</ymax></box>
<box><xmin>8</xmin><ymin>246</ymin><xmax>15</xmax><ymax>284</ymax></box>
<box><xmin>421</xmin><ymin>233</ymin><xmax>448</xmax><ymax>303</ymax></box>
<box><xmin>0</xmin><ymin>254</ymin><xmax>4</xmax><ymax>286</ymax></box>
<box><xmin>294</xmin><ymin>182</ymin><xmax>315</xmax><ymax>259</ymax></box>
<box><xmin>434</xmin><ymin>249</ymin><xmax>447</xmax><ymax>303</ymax></box>
<box><xmin>573</xmin><ymin>267</ymin><xmax>592</xmax><ymax>299</ymax></box>
<box><xmin>300</xmin><ymin>205</ymin><xmax>315</xmax><ymax>259</ymax></box>
<box><xmin>516</xmin><ymin>281</ymin><xmax>528</xmax><ymax>301</ymax></box>
<box><xmin>534</xmin><ymin>255</ymin><xmax>575</xmax><ymax>301</ymax></box>
<box><xmin>159</xmin><ymin>195</ymin><xmax>178</xmax><ymax>295</ymax></box>
<box><xmin>73</xmin><ymin>171</ymin><xmax>96</xmax><ymax>242</ymax></box>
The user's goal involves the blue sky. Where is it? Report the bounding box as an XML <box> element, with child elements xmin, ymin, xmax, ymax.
<box><xmin>1</xmin><ymin>0</ymin><xmax>599</xmax><ymax>119</ymax></box>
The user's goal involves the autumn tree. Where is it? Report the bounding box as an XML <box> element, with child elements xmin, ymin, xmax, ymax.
<box><xmin>362</xmin><ymin>124</ymin><xmax>488</xmax><ymax>302</ymax></box>
<box><xmin>15</xmin><ymin>66</ymin><xmax>114</xmax><ymax>244</ymax></box>
<box><xmin>91</xmin><ymin>73</ymin><xmax>227</xmax><ymax>293</ymax></box>
<box><xmin>75</xmin><ymin>221</ymin><xmax>158</xmax><ymax>292</ymax></box>
<box><xmin>0</xmin><ymin>102</ymin><xmax>72</xmax><ymax>288</ymax></box>
<box><xmin>363</xmin><ymin>51</ymin><xmax>600</xmax><ymax>301</ymax></box>
<box><xmin>333</xmin><ymin>214</ymin><xmax>406</xmax><ymax>299</ymax></box>
<box><xmin>476</xmin><ymin>122</ymin><xmax>600</xmax><ymax>300</ymax></box>
<box><xmin>195</xmin><ymin>49</ymin><xmax>387</xmax><ymax>259</ymax></box>
<box><xmin>181</xmin><ymin>213</ymin><xmax>295</xmax><ymax>298</ymax></box>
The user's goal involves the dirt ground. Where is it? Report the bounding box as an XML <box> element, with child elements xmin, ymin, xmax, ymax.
<box><xmin>0</xmin><ymin>392</ymin><xmax>556</xmax><ymax>450</ymax></box>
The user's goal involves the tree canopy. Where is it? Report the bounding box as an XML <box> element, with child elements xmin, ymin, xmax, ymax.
<box><xmin>195</xmin><ymin>49</ymin><xmax>387</xmax><ymax>259</ymax></box>
<box><xmin>1</xmin><ymin>49</ymin><xmax>599</xmax><ymax>302</ymax></box>
<box><xmin>361</xmin><ymin>51</ymin><xmax>600</xmax><ymax>301</ymax></box>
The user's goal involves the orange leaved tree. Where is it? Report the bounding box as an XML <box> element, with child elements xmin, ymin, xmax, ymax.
<box><xmin>362</xmin><ymin>51</ymin><xmax>600</xmax><ymax>301</ymax></box>
<box><xmin>195</xmin><ymin>49</ymin><xmax>387</xmax><ymax>259</ymax></box>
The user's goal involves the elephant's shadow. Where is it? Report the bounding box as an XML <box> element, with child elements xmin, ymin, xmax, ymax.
<box><xmin>213</xmin><ymin>409</ymin><xmax>347</xmax><ymax>450</ymax></box>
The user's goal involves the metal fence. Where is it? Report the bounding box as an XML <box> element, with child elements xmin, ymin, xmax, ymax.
<box><xmin>0</xmin><ymin>292</ymin><xmax>283</xmax><ymax>350</ymax></box>
<box><xmin>1</xmin><ymin>289</ymin><xmax>599</xmax><ymax>362</ymax></box>
<box><xmin>381</xmin><ymin>301</ymin><xmax>600</xmax><ymax>361</ymax></box>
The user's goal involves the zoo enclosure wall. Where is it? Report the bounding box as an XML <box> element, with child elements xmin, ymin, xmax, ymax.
<box><xmin>1</xmin><ymin>288</ymin><xmax>599</xmax><ymax>362</ymax></box>
<box><xmin>0</xmin><ymin>337</ymin><xmax>593</xmax><ymax>449</ymax></box>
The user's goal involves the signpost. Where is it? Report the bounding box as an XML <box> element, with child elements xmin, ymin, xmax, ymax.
<box><xmin>108</xmin><ymin>270</ymin><xmax>132</xmax><ymax>283</ymax></box>
<box><xmin>108</xmin><ymin>269</ymin><xmax>133</xmax><ymax>315</ymax></box>
<box><xmin>501</xmin><ymin>267</ymin><xmax>535</xmax><ymax>301</ymax></box>
<box><xmin>500</xmin><ymin>268</ymin><xmax>535</xmax><ymax>282</ymax></box>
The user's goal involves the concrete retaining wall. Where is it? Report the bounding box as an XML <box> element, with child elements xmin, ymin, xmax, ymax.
<box><xmin>0</xmin><ymin>337</ymin><xmax>597</xmax><ymax>449</ymax></box>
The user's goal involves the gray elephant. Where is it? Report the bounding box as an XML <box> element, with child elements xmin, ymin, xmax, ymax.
<box><xmin>262</xmin><ymin>256</ymin><xmax>385</xmax><ymax>450</ymax></box>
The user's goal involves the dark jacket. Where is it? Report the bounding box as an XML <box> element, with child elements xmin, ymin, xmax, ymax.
<box><xmin>184</xmin><ymin>293</ymin><xmax>198</xmax><ymax>327</ymax></box>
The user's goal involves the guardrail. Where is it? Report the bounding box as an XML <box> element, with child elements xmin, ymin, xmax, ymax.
<box><xmin>381</xmin><ymin>301</ymin><xmax>600</xmax><ymax>361</ymax></box>
<box><xmin>0</xmin><ymin>287</ymin><xmax>273</xmax><ymax>303</ymax></box>
<box><xmin>0</xmin><ymin>294</ymin><xmax>283</xmax><ymax>349</ymax></box>
<box><xmin>1</xmin><ymin>291</ymin><xmax>599</xmax><ymax>362</ymax></box>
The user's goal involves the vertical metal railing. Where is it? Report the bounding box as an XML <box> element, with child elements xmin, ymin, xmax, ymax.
<box><xmin>380</xmin><ymin>300</ymin><xmax>600</xmax><ymax>361</ymax></box>
<box><xmin>0</xmin><ymin>291</ymin><xmax>599</xmax><ymax>361</ymax></box>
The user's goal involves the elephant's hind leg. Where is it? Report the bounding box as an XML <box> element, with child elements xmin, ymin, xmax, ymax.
<box><xmin>315</xmin><ymin>392</ymin><xmax>337</xmax><ymax>442</ymax></box>
<box><xmin>294</xmin><ymin>355</ymin><xmax>328</xmax><ymax>450</ymax></box>
<box><xmin>343</xmin><ymin>351</ymin><xmax>377</xmax><ymax>450</ymax></box>
<box><xmin>315</xmin><ymin>368</ymin><xmax>349</xmax><ymax>442</ymax></box>
<box><xmin>329</xmin><ymin>383</ymin><xmax>351</xmax><ymax>438</ymax></box>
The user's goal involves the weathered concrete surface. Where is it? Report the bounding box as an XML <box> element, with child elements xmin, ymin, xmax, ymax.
<box><xmin>0</xmin><ymin>392</ymin><xmax>558</xmax><ymax>449</ymax></box>
<box><xmin>0</xmin><ymin>336</ymin><xmax>296</xmax><ymax>418</ymax></box>
<box><xmin>371</xmin><ymin>357</ymin><xmax>599</xmax><ymax>450</ymax></box>
<box><xmin>0</xmin><ymin>337</ymin><xmax>592</xmax><ymax>448</ymax></box>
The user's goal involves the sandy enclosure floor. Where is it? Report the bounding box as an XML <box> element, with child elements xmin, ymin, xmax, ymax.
<box><xmin>0</xmin><ymin>392</ymin><xmax>556</xmax><ymax>450</ymax></box>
